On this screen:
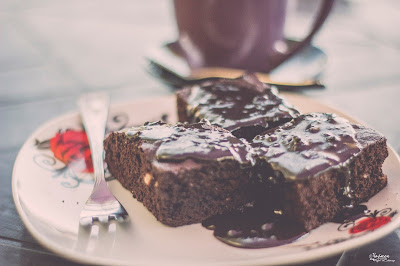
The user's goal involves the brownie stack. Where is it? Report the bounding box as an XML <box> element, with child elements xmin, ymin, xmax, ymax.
<box><xmin>104</xmin><ymin>74</ymin><xmax>388</xmax><ymax>231</ymax></box>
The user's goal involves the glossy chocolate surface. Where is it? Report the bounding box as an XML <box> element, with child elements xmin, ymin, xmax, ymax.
<box><xmin>184</xmin><ymin>74</ymin><xmax>299</xmax><ymax>132</ymax></box>
<box><xmin>202</xmin><ymin>203</ymin><xmax>369</xmax><ymax>249</ymax></box>
<box><xmin>332</xmin><ymin>204</ymin><xmax>368</xmax><ymax>223</ymax></box>
<box><xmin>202</xmin><ymin>204</ymin><xmax>307</xmax><ymax>249</ymax></box>
<box><xmin>122</xmin><ymin>121</ymin><xmax>255</xmax><ymax>165</ymax></box>
<box><xmin>252</xmin><ymin>113</ymin><xmax>362</xmax><ymax>180</ymax></box>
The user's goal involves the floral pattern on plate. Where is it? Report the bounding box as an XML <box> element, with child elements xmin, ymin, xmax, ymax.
<box><xmin>32</xmin><ymin>112</ymin><xmax>130</xmax><ymax>188</ymax></box>
<box><xmin>296</xmin><ymin>207</ymin><xmax>398</xmax><ymax>251</ymax></box>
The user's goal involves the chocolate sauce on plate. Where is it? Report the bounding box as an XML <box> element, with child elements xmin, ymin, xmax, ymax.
<box><xmin>202</xmin><ymin>204</ymin><xmax>307</xmax><ymax>249</ymax></box>
<box><xmin>332</xmin><ymin>204</ymin><xmax>368</xmax><ymax>223</ymax></box>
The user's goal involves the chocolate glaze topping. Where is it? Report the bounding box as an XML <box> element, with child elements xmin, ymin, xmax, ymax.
<box><xmin>185</xmin><ymin>74</ymin><xmax>299</xmax><ymax>132</ymax></box>
<box><xmin>122</xmin><ymin>121</ymin><xmax>255</xmax><ymax>166</ymax></box>
<box><xmin>252</xmin><ymin>113</ymin><xmax>362</xmax><ymax>180</ymax></box>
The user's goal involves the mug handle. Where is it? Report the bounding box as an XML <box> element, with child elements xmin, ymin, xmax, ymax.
<box><xmin>270</xmin><ymin>0</ymin><xmax>336</xmax><ymax>71</ymax></box>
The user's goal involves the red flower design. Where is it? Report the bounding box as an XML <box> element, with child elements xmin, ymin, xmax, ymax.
<box><xmin>349</xmin><ymin>216</ymin><xmax>391</xmax><ymax>234</ymax></box>
<box><xmin>50</xmin><ymin>130</ymin><xmax>93</xmax><ymax>173</ymax></box>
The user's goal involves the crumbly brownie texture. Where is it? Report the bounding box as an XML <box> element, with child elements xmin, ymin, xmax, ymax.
<box><xmin>251</xmin><ymin>113</ymin><xmax>388</xmax><ymax>231</ymax></box>
<box><xmin>177</xmin><ymin>74</ymin><xmax>300</xmax><ymax>140</ymax></box>
<box><xmin>104</xmin><ymin>121</ymin><xmax>255</xmax><ymax>227</ymax></box>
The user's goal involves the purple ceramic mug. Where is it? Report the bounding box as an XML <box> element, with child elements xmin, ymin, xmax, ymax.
<box><xmin>173</xmin><ymin>0</ymin><xmax>335</xmax><ymax>73</ymax></box>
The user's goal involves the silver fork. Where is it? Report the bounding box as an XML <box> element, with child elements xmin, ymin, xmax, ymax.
<box><xmin>78</xmin><ymin>92</ymin><xmax>129</xmax><ymax>226</ymax></box>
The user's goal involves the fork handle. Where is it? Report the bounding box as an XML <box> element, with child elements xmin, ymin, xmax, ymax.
<box><xmin>78</xmin><ymin>92</ymin><xmax>109</xmax><ymax>188</ymax></box>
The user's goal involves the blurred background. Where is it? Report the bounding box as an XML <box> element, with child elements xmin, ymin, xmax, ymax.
<box><xmin>1</xmin><ymin>0</ymin><xmax>399</xmax><ymax>149</ymax></box>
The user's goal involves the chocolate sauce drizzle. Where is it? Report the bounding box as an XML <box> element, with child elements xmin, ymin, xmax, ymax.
<box><xmin>202</xmin><ymin>204</ymin><xmax>371</xmax><ymax>249</ymax></box>
<box><xmin>252</xmin><ymin>113</ymin><xmax>362</xmax><ymax>179</ymax></box>
<box><xmin>333</xmin><ymin>204</ymin><xmax>368</xmax><ymax>223</ymax></box>
<box><xmin>122</xmin><ymin>121</ymin><xmax>255</xmax><ymax>166</ymax></box>
<box><xmin>202</xmin><ymin>204</ymin><xmax>307</xmax><ymax>249</ymax></box>
<box><xmin>185</xmin><ymin>74</ymin><xmax>299</xmax><ymax>132</ymax></box>
<box><xmin>252</xmin><ymin>113</ymin><xmax>362</xmax><ymax>205</ymax></box>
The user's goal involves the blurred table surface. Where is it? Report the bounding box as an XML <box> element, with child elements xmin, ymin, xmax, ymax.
<box><xmin>1</xmin><ymin>0</ymin><xmax>400</xmax><ymax>265</ymax></box>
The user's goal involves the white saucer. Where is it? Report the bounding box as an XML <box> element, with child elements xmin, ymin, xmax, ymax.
<box><xmin>146</xmin><ymin>39</ymin><xmax>327</xmax><ymax>84</ymax></box>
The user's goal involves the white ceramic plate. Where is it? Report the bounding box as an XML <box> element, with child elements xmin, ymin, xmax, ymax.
<box><xmin>12</xmin><ymin>94</ymin><xmax>400</xmax><ymax>265</ymax></box>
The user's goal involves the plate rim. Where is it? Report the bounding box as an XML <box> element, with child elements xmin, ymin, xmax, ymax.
<box><xmin>12</xmin><ymin>94</ymin><xmax>400</xmax><ymax>266</ymax></box>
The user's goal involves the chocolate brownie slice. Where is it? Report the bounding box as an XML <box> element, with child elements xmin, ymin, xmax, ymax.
<box><xmin>251</xmin><ymin>113</ymin><xmax>388</xmax><ymax>231</ymax></box>
<box><xmin>177</xmin><ymin>74</ymin><xmax>299</xmax><ymax>140</ymax></box>
<box><xmin>104</xmin><ymin>121</ymin><xmax>255</xmax><ymax>226</ymax></box>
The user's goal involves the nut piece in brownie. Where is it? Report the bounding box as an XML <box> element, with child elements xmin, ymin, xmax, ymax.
<box><xmin>177</xmin><ymin>74</ymin><xmax>300</xmax><ymax>140</ymax></box>
<box><xmin>104</xmin><ymin>121</ymin><xmax>255</xmax><ymax>227</ymax></box>
<box><xmin>251</xmin><ymin>113</ymin><xmax>388</xmax><ymax>231</ymax></box>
